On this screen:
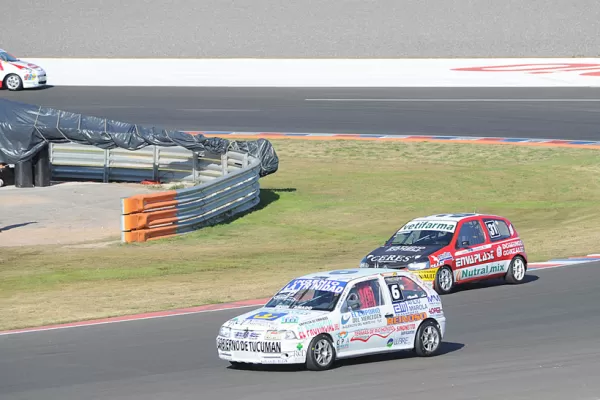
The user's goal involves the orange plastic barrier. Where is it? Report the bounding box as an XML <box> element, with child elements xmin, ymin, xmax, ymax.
<box><xmin>121</xmin><ymin>191</ymin><xmax>178</xmax><ymax>214</ymax></box>
<box><xmin>121</xmin><ymin>190</ymin><xmax>180</xmax><ymax>243</ymax></box>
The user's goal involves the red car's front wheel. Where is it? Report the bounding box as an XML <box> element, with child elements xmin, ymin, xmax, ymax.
<box><xmin>434</xmin><ymin>266</ymin><xmax>455</xmax><ymax>294</ymax></box>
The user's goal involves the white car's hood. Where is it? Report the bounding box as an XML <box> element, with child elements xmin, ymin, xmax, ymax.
<box><xmin>7</xmin><ymin>60</ymin><xmax>45</xmax><ymax>73</ymax></box>
<box><xmin>224</xmin><ymin>307</ymin><xmax>331</xmax><ymax>330</ymax></box>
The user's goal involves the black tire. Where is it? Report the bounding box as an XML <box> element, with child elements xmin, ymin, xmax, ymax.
<box><xmin>434</xmin><ymin>266</ymin><xmax>455</xmax><ymax>295</ymax></box>
<box><xmin>505</xmin><ymin>256</ymin><xmax>527</xmax><ymax>284</ymax></box>
<box><xmin>413</xmin><ymin>319</ymin><xmax>442</xmax><ymax>357</ymax></box>
<box><xmin>306</xmin><ymin>334</ymin><xmax>336</xmax><ymax>371</ymax></box>
<box><xmin>4</xmin><ymin>74</ymin><xmax>23</xmax><ymax>91</ymax></box>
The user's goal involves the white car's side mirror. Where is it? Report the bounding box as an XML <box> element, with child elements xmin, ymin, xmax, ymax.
<box><xmin>346</xmin><ymin>293</ymin><xmax>361</xmax><ymax>311</ymax></box>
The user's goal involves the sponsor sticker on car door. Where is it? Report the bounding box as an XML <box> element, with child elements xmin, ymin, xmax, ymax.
<box><xmin>340</xmin><ymin>278</ymin><xmax>393</xmax><ymax>353</ymax></box>
<box><xmin>454</xmin><ymin>243</ymin><xmax>510</xmax><ymax>282</ymax></box>
<box><xmin>453</xmin><ymin>219</ymin><xmax>510</xmax><ymax>282</ymax></box>
<box><xmin>383</xmin><ymin>276</ymin><xmax>429</xmax><ymax>349</ymax></box>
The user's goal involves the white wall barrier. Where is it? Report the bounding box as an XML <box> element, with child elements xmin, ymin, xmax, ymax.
<box><xmin>25</xmin><ymin>58</ymin><xmax>600</xmax><ymax>87</ymax></box>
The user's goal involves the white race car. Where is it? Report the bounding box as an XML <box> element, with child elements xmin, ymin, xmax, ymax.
<box><xmin>0</xmin><ymin>49</ymin><xmax>47</xmax><ymax>91</ymax></box>
<box><xmin>216</xmin><ymin>268</ymin><xmax>446</xmax><ymax>371</ymax></box>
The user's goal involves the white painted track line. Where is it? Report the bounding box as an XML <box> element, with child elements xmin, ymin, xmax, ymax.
<box><xmin>304</xmin><ymin>98</ymin><xmax>600</xmax><ymax>102</ymax></box>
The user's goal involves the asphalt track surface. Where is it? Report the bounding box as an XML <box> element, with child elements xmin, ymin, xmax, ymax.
<box><xmin>4</xmin><ymin>0</ymin><xmax>600</xmax><ymax>58</ymax></box>
<box><xmin>2</xmin><ymin>87</ymin><xmax>600</xmax><ymax>140</ymax></box>
<box><xmin>2</xmin><ymin>262</ymin><xmax>600</xmax><ymax>400</ymax></box>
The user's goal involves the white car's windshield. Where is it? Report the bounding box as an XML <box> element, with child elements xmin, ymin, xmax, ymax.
<box><xmin>388</xmin><ymin>220</ymin><xmax>457</xmax><ymax>246</ymax></box>
<box><xmin>264</xmin><ymin>278</ymin><xmax>348</xmax><ymax>312</ymax></box>
<box><xmin>0</xmin><ymin>51</ymin><xmax>18</xmax><ymax>62</ymax></box>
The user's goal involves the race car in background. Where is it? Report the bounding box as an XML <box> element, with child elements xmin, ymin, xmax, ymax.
<box><xmin>359</xmin><ymin>213</ymin><xmax>528</xmax><ymax>294</ymax></box>
<box><xmin>0</xmin><ymin>49</ymin><xmax>47</xmax><ymax>91</ymax></box>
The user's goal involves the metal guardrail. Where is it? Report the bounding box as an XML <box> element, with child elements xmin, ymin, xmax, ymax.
<box><xmin>120</xmin><ymin>153</ymin><xmax>262</xmax><ymax>243</ymax></box>
<box><xmin>49</xmin><ymin>143</ymin><xmax>261</xmax><ymax>243</ymax></box>
<box><xmin>49</xmin><ymin>143</ymin><xmax>249</xmax><ymax>184</ymax></box>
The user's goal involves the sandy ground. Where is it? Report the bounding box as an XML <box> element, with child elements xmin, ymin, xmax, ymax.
<box><xmin>0</xmin><ymin>182</ymin><xmax>155</xmax><ymax>247</ymax></box>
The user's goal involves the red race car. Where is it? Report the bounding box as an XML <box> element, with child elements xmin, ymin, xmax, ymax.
<box><xmin>359</xmin><ymin>213</ymin><xmax>527</xmax><ymax>294</ymax></box>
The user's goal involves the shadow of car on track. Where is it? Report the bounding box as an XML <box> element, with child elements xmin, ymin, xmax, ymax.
<box><xmin>0</xmin><ymin>85</ymin><xmax>55</xmax><ymax>92</ymax></box>
<box><xmin>226</xmin><ymin>341</ymin><xmax>464</xmax><ymax>373</ymax></box>
<box><xmin>447</xmin><ymin>273</ymin><xmax>539</xmax><ymax>295</ymax></box>
<box><xmin>333</xmin><ymin>341</ymin><xmax>465</xmax><ymax>369</ymax></box>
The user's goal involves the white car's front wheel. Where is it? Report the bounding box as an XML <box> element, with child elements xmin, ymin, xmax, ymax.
<box><xmin>4</xmin><ymin>74</ymin><xmax>23</xmax><ymax>91</ymax></box>
<box><xmin>306</xmin><ymin>334</ymin><xmax>336</xmax><ymax>371</ymax></box>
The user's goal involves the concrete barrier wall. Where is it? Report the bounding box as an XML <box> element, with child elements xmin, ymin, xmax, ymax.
<box><xmin>21</xmin><ymin>58</ymin><xmax>600</xmax><ymax>87</ymax></box>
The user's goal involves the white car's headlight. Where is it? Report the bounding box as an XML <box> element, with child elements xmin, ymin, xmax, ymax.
<box><xmin>284</xmin><ymin>330</ymin><xmax>298</xmax><ymax>340</ymax></box>
<box><xmin>266</xmin><ymin>330</ymin><xmax>298</xmax><ymax>340</ymax></box>
<box><xmin>359</xmin><ymin>257</ymin><xmax>369</xmax><ymax>268</ymax></box>
<box><xmin>219</xmin><ymin>326</ymin><xmax>231</xmax><ymax>338</ymax></box>
<box><xmin>408</xmin><ymin>260</ymin><xmax>430</xmax><ymax>270</ymax></box>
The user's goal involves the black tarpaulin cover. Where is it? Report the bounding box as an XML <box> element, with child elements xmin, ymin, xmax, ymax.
<box><xmin>0</xmin><ymin>98</ymin><xmax>279</xmax><ymax>177</ymax></box>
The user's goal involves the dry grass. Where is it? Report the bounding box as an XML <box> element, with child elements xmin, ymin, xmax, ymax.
<box><xmin>1</xmin><ymin>140</ymin><xmax>600</xmax><ymax>330</ymax></box>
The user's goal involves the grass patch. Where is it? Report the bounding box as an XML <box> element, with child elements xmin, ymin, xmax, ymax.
<box><xmin>1</xmin><ymin>140</ymin><xmax>600</xmax><ymax>330</ymax></box>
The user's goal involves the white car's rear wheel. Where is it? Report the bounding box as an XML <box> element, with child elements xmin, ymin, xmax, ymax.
<box><xmin>306</xmin><ymin>334</ymin><xmax>336</xmax><ymax>371</ymax></box>
<box><xmin>414</xmin><ymin>320</ymin><xmax>442</xmax><ymax>357</ymax></box>
<box><xmin>505</xmin><ymin>256</ymin><xmax>527</xmax><ymax>284</ymax></box>
<box><xmin>4</xmin><ymin>74</ymin><xmax>23</xmax><ymax>91</ymax></box>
